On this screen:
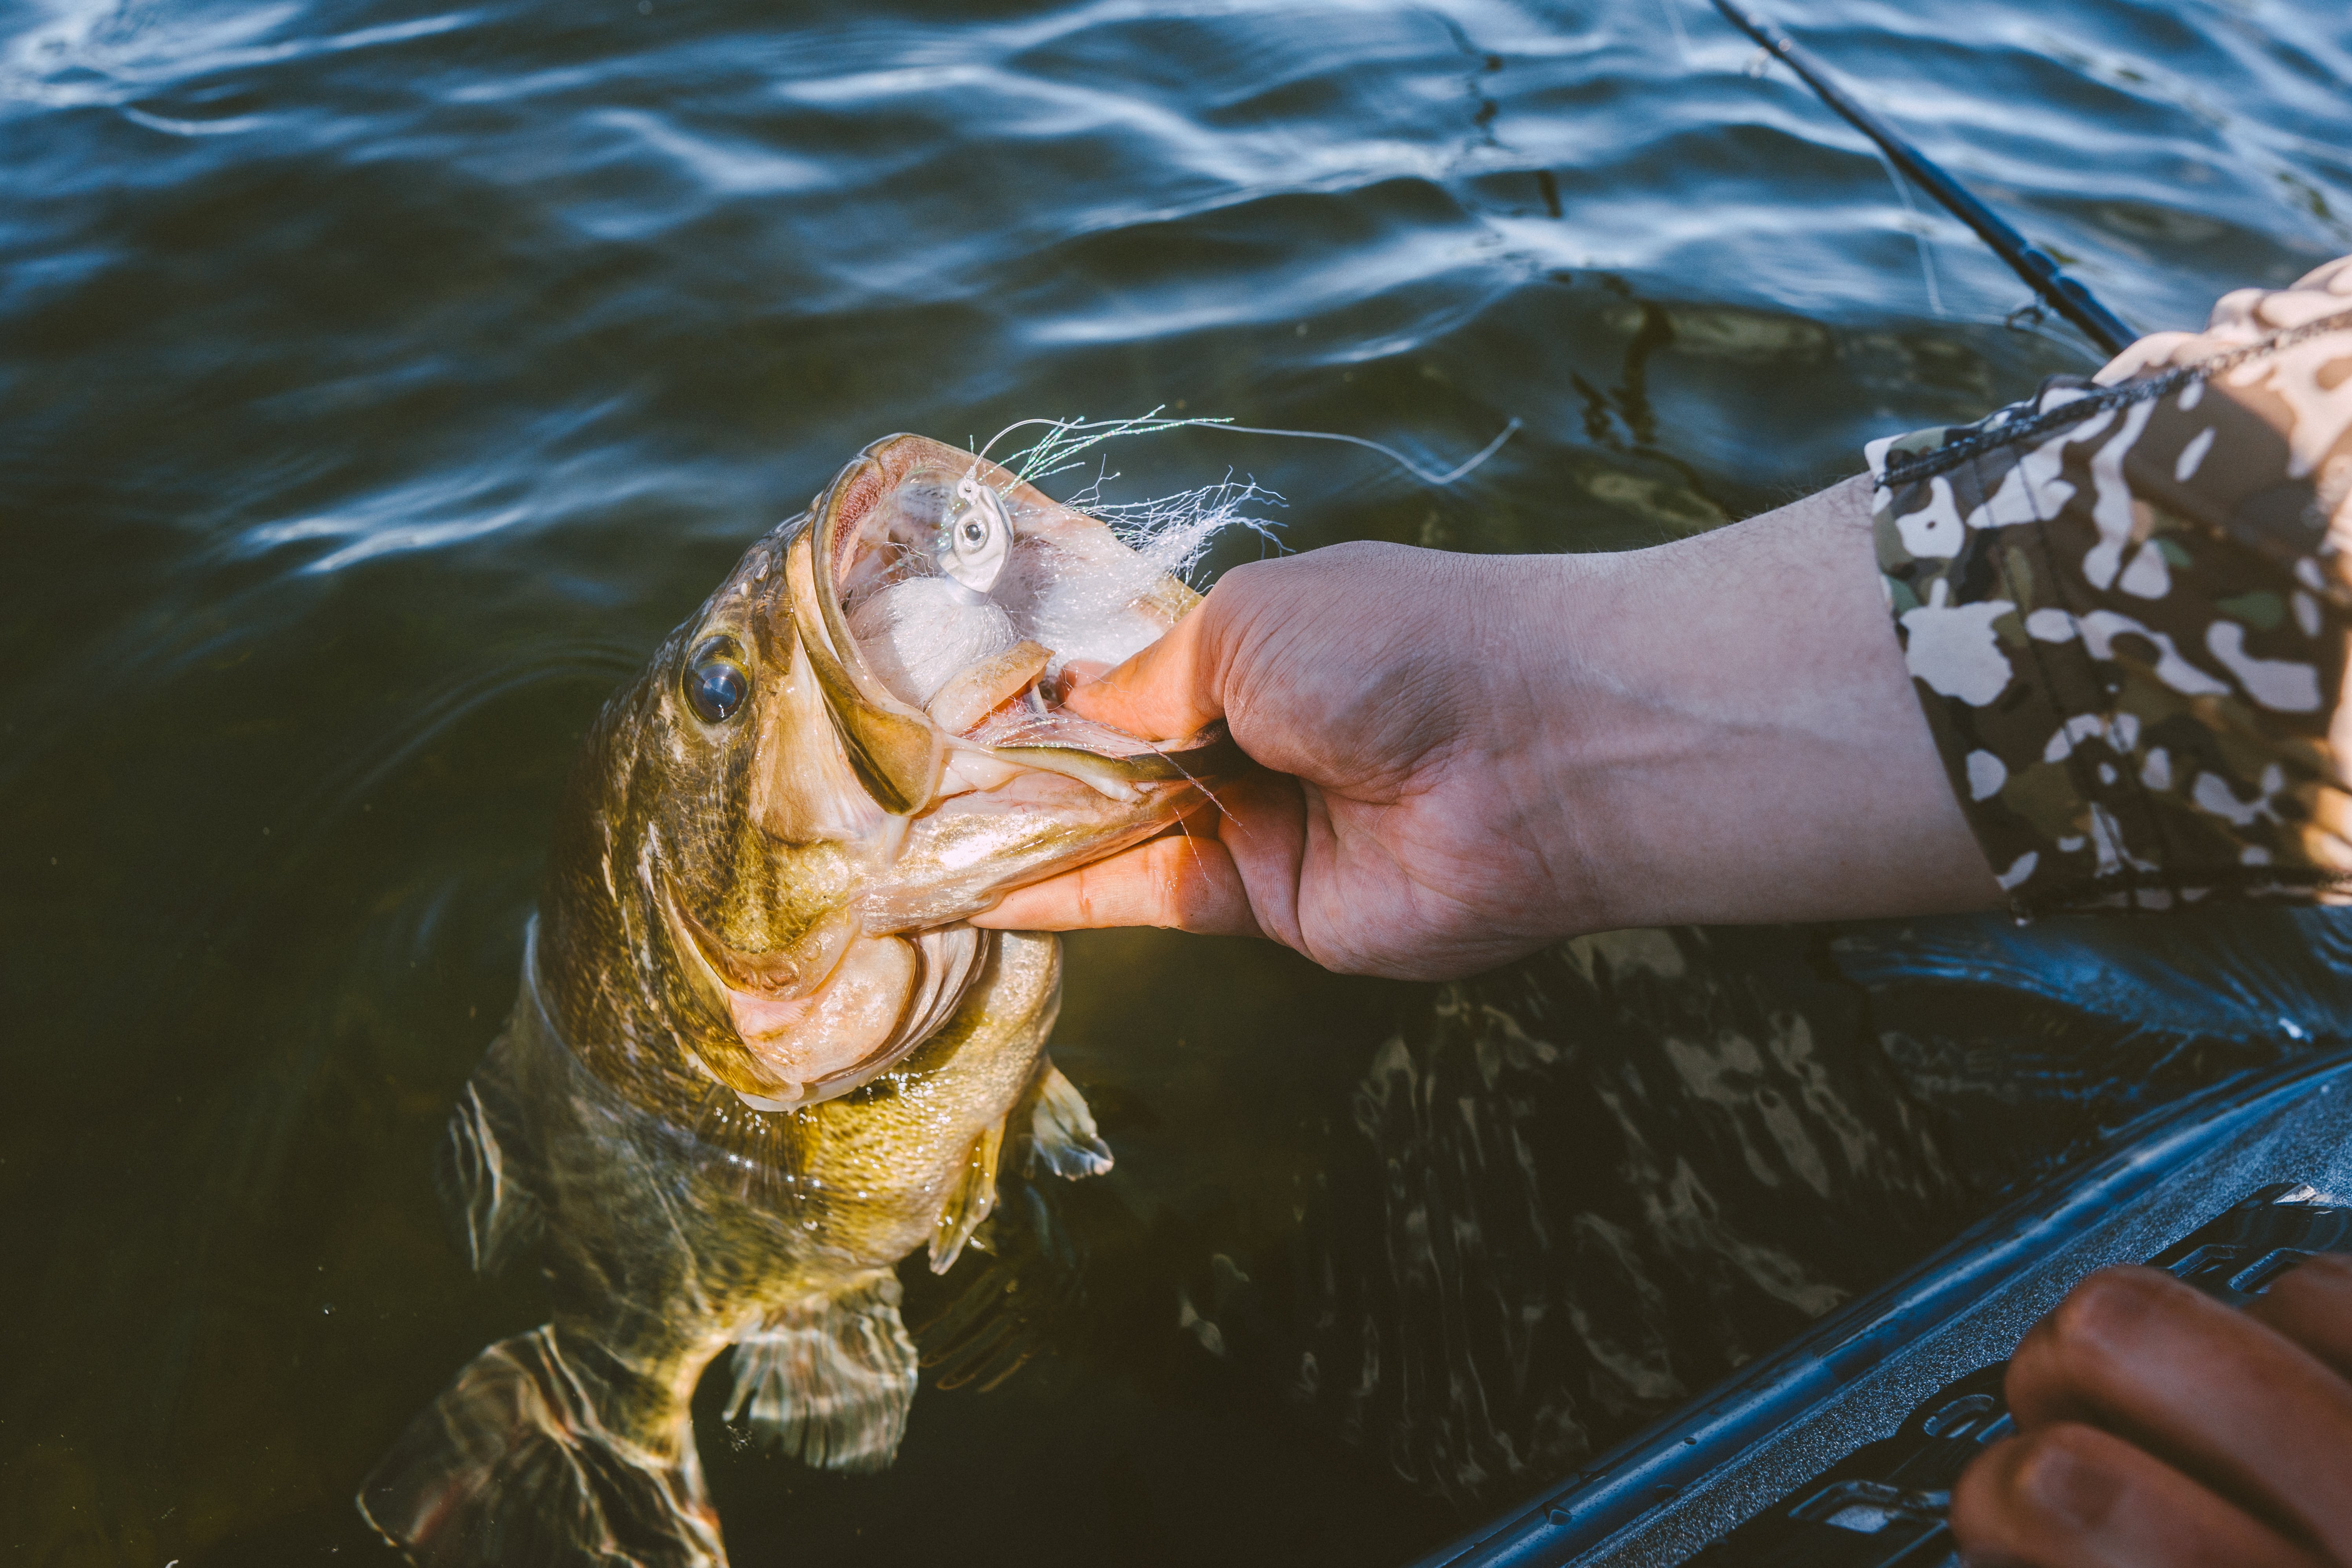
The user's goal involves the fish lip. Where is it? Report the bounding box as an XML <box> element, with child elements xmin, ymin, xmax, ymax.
<box><xmin>655</xmin><ymin>868</ymin><xmax>978</xmax><ymax>1109</ymax></box>
<box><xmin>793</xmin><ymin>434</ymin><xmax>1246</xmax><ymax>816</ymax></box>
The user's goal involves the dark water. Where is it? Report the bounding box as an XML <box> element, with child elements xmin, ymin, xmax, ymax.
<box><xmin>5</xmin><ymin>0</ymin><xmax>2350</xmax><ymax>1563</ymax></box>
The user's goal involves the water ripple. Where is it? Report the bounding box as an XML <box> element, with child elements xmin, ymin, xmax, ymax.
<box><xmin>2</xmin><ymin>0</ymin><xmax>2348</xmax><ymax>1559</ymax></box>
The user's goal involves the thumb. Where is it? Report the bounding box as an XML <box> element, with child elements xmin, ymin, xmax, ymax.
<box><xmin>1062</xmin><ymin>594</ymin><xmax>1229</xmax><ymax>741</ymax></box>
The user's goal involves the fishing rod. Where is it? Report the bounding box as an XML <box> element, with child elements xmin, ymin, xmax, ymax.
<box><xmin>1710</xmin><ymin>0</ymin><xmax>2136</xmax><ymax>356</ymax></box>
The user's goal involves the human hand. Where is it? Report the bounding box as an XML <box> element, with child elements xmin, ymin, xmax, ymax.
<box><xmin>977</xmin><ymin>539</ymin><xmax>1599</xmax><ymax>979</ymax></box>
<box><xmin>1952</xmin><ymin>1258</ymin><xmax>2352</xmax><ymax>1566</ymax></box>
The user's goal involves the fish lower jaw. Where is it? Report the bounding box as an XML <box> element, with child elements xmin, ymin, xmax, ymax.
<box><xmin>868</xmin><ymin>771</ymin><xmax>1200</xmax><ymax>896</ymax></box>
<box><xmin>684</xmin><ymin>924</ymin><xmax>991</xmax><ymax>1112</ymax></box>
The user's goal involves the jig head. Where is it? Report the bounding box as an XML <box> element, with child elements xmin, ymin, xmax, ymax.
<box><xmin>939</xmin><ymin>466</ymin><xmax>1011</xmax><ymax>593</ymax></box>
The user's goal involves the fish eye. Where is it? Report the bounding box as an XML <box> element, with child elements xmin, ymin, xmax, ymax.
<box><xmin>682</xmin><ymin>637</ymin><xmax>749</xmax><ymax>725</ymax></box>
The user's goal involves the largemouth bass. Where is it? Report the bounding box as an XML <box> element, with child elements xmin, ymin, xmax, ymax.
<box><xmin>358</xmin><ymin>435</ymin><xmax>1235</xmax><ymax>1566</ymax></box>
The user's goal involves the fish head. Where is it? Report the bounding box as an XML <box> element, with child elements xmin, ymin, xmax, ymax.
<box><xmin>544</xmin><ymin>434</ymin><xmax>1236</xmax><ymax>1112</ymax></box>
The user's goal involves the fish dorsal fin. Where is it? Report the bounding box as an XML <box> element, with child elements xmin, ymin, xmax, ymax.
<box><xmin>928</xmin><ymin>1116</ymin><xmax>1007</xmax><ymax>1274</ymax></box>
<box><xmin>723</xmin><ymin>1270</ymin><xmax>920</xmax><ymax>1475</ymax></box>
<box><xmin>1025</xmin><ymin>1059</ymin><xmax>1114</xmax><ymax>1179</ymax></box>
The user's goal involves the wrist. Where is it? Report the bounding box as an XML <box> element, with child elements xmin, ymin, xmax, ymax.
<box><xmin>1514</xmin><ymin>477</ymin><xmax>1999</xmax><ymax>934</ymax></box>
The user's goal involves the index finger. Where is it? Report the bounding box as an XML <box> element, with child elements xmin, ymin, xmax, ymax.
<box><xmin>972</xmin><ymin>822</ymin><xmax>1262</xmax><ymax>937</ymax></box>
<box><xmin>2006</xmin><ymin>1265</ymin><xmax>2352</xmax><ymax>1559</ymax></box>
<box><xmin>2246</xmin><ymin>1252</ymin><xmax>2352</xmax><ymax>1381</ymax></box>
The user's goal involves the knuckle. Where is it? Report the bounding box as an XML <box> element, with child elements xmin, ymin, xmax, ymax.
<box><xmin>1219</xmin><ymin>555</ymin><xmax>1276</xmax><ymax>586</ymax></box>
<box><xmin>1319</xmin><ymin>538</ymin><xmax>1403</xmax><ymax>567</ymax></box>
<box><xmin>1216</xmin><ymin>557</ymin><xmax>1283</xmax><ymax>609</ymax></box>
<box><xmin>1147</xmin><ymin>838</ymin><xmax>1190</xmax><ymax>928</ymax></box>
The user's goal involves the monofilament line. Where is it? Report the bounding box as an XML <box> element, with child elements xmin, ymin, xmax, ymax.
<box><xmin>978</xmin><ymin>409</ymin><xmax>1522</xmax><ymax>490</ymax></box>
<box><xmin>1200</xmin><ymin>418</ymin><xmax>1521</xmax><ymax>486</ymax></box>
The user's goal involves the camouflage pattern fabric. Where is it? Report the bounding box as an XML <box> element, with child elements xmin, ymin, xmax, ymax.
<box><xmin>1869</xmin><ymin>256</ymin><xmax>2352</xmax><ymax>913</ymax></box>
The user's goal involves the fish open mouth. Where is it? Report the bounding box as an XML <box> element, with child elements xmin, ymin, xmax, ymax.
<box><xmin>654</xmin><ymin>436</ymin><xmax>1247</xmax><ymax>1113</ymax></box>
<box><xmin>786</xmin><ymin>434</ymin><xmax>1243</xmax><ymax>818</ymax></box>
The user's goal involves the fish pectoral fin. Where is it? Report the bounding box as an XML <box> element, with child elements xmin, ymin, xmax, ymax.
<box><xmin>927</xmin><ymin>1116</ymin><xmax>1007</xmax><ymax>1275</ymax></box>
<box><xmin>432</xmin><ymin>1079</ymin><xmax>541</xmax><ymax>1276</ymax></box>
<box><xmin>723</xmin><ymin>1271</ymin><xmax>919</xmax><ymax>1475</ymax></box>
<box><xmin>359</xmin><ymin>1325</ymin><xmax>724</xmax><ymax>1568</ymax></box>
<box><xmin>1024</xmin><ymin>1058</ymin><xmax>1114</xmax><ymax>1180</ymax></box>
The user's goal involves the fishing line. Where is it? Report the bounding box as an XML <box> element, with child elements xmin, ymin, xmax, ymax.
<box><xmin>978</xmin><ymin>410</ymin><xmax>1522</xmax><ymax>491</ymax></box>
<box><xmin>1653</xmin><ymin>0</ymin><xmax>1693</xmax><ymax>69</ymax></box>
<box><xmin>1866</xmin><ymin>141</ymin><xmax>1947</xmax><ymax>318</ymax></box>
<box><xmin>1200</xmin><ymin>417</ymin><xmax>1523</xmax><ymax>486</ymax></box>
<box><xmin>1710</xmin><ymin>0</ymin><xmax>2135</xmax><ymax>355</ymax></box>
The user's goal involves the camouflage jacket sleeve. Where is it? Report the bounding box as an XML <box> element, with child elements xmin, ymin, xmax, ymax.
<box><xmin>1869</xmin><ymin>256</ymin><xmax>2352</xmax><ymax>913</ymax></box>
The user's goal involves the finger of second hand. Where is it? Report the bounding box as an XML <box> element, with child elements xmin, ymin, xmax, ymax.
<box><xmin>2247</xmin><ymin>1252</ymin><xmax>2352</xmax><ymax>1382</ymax></box>
<box><xmin>1951</xmin><ymin>1423</ymin><xmax>2325</xmax><ymax>1568</ymax></box>
<box><xmin>2006</xmin><ymin>1266</ymin><xmax>2352</xmax><ymax>1557</ymax></box>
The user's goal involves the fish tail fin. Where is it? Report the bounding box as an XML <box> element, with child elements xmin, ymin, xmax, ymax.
<box><xmin>722</xmin><ymin>1270</ymin><xmax>920</xmax><ymax>1475</ymax></box>
<box><xmin>358</xmin><ymin>1325</ymin><xmax>725</xmax><ymax>1568</ymax></box>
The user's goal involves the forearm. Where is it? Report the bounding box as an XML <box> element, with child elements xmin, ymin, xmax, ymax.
<box><xmin>1535</xmin><ymin>474</ymin><xmax>2001</xmax><ymax>933</ymax></box>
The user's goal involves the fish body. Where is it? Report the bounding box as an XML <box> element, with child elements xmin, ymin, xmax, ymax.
<box><xmin>360</xmin><ymin>436</ymin><xmax>1229</xmax><ymax>1565</ymax></box>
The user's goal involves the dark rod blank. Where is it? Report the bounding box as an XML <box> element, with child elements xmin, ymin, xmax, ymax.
<box><xmin>1711</xmin><ymin>0</ymin><xmax>2136</xmax><ymax>356</ymax></box>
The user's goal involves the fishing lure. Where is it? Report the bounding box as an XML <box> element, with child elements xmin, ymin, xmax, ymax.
<box><xmin>940</xmin><ymin>466</ymin><xmax>1012</xmax><ymax>592</ymax></box>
